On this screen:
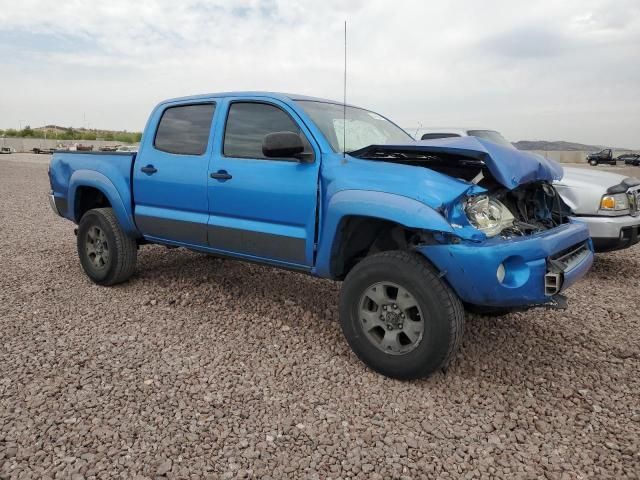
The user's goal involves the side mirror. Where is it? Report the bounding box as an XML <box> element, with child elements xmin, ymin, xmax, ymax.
<box><xmin>262</xmin><ymin>131</ymin><xmax>305</xmax><ymax>159</ymax></box>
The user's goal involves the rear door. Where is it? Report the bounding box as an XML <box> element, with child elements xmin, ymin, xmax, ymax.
<box><xmin>133</xmin><ymin>100</ymin><xmax>217</xmax><ymax>246</ymax></box>
<box><xmin>206</xmin><ymin>98</ymin><xmax>321</xmax><ymax>268</ymax></box>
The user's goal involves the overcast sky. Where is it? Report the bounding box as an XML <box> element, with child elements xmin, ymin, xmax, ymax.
<box><xmin>1</xmin><ymin>0</ymin><xmax>639</xmax><ymax>147</ymax></box>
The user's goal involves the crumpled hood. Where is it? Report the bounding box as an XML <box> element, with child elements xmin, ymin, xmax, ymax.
<box><xmin>351</xmin><ymin>136</ymin><xmax>564</xmax><ymax>190</ymax></box>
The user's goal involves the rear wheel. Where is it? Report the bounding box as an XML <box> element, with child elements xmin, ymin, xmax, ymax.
<box><xmin>77</xmin><ymin>208</ymin><xmax>137</xmax><ymax>285</ymax></box>
<box><xmin>339</xmin><ymin>251</ymin><xmax>464</xmax><ymax>380</ymax></box>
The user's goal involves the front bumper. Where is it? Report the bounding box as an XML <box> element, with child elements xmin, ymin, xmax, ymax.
<box><xmin>572</xmin><ymin>215</ymin><xmax>640</xmax><ymax>252</ymax></box>
<box><xmin>417</xmin><ymin>222</ymin><xmax>593</xmax><ymax>308</ymax></box>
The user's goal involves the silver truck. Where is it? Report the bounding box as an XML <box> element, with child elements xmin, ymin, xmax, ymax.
<box><xmin>417</xmin><ymin>128</ymin><xmax>640</xmax><ymax>252</ymax></box>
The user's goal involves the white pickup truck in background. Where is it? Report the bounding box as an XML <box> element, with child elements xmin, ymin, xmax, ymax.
<box><xmin>418</xmin><ymin>128</ymin><xmax>640</xmax><ymax>252</ymax></box>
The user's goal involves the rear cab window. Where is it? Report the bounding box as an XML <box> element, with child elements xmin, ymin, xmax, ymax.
<box><xmin>467</xmin><ymin>130</ymin><xmax>513</xmax><ymax>148</ymax></box>
<box><xmin>420</xmin><ymin>133</ymin><xmax>461</xmax><ymax>141</ymax></box>
<box><xmin>154</xmin><ymin>103</ymin><xmax>216</xmax><ymax>155</ymax></box>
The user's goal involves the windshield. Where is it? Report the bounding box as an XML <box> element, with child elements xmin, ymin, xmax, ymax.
<box><xmin>467</xmin><ymin>130</ymin><xmax>514</xmax><ymax>148</ymax></box>
<box><xmin>296</xmin><ymin>100</ymin><xmax>413</xmax><ymax>152</ymax></box>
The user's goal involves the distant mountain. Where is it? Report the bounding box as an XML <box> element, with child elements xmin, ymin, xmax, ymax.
<box><xmin>513</xmin><ymin>140</ymin><xmax>608</xmax><ymax>152</ymax></box>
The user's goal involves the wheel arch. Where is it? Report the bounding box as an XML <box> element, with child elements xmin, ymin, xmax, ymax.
<box><xmin>315</xmin><ymin>190</ymin><xmax>456</xmax><ymax>279</ymax></box>
<box><xmin>74</xmin><ymin>186</ymin><xmax>112</xmax><ymax>221</ymax></box>
<box><xmin>68</xmin><ymin>170</ymin><xmax>139</xmax><ymax>237</ymax></box>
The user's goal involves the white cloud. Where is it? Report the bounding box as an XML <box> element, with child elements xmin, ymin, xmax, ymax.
<box><xmin>0</xmin><ymin>0</ymin><xmax>638</xmax><ymax>147</ymax></box>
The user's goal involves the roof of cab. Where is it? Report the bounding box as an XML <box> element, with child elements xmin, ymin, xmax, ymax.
<box><xmin>159</xmin><ymin>91</ymin><xmax>347</xmax><ymax>106</ymax></box>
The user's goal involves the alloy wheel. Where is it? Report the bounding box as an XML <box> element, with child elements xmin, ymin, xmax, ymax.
<box><xmin>85</xmin><ymin>226</ymin><xmax>110</xmax><ymax>269</ymax></box>
<box><xmin>358</xmin><ymin>281</ymin><xmax>425</xmax><ymax>355</ymax></box>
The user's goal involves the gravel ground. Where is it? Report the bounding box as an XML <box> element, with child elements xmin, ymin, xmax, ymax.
<box><xmin>1</xmin><ymin>154</ymin><xmax>639</xmax><ymax>479</ymax></box>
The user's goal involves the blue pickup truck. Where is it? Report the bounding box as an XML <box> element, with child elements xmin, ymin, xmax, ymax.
<box><xmin>48</xmin><ymin>91</ymin><xmax>594</xmax><ymax>379</ymax></box>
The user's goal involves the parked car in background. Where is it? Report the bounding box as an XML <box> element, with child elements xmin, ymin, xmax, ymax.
<box><xmin>617</xmin><ymin>153</ymin><xmax>640</xmax><ymax>166</ymax></box>
<box><xmin>418</xmin><ymin>128</ymin><xmax>640</xmax><ymax>252</ymax></box>
<box><xmin>49</xmin><ymin>92</ymin><xmax>594</xmax><ymax>379</ymax></box>
<box><xmin>56</xmin><ymin>143</ymin><xmax>95</xmax><ymax>152</ymax></box>
<box><xmin>32</xmin><ymin>147</ymin><xmax>55</xmax><ymax>154</ymax></box>
<box><xmin>586</xmin><ymin>148</ymin><xmax>614</xmax><ymax>166</ymax></box>
<box><xmin>420</xmin><ymin>128</ymin><xmax>508</xmax><ymax>145</ymax></box>
<box><xmin>0</xmin><ymin>146</ymin><xmax>16</xmax><ymax>154</ymax></box>
<box><xmin>116</xmin><ymin>145</ymin><xmax>138</xmax><ymax>152</ymax></box>
<box><xmin>99</xmin><ymin>145</ymin><xmax>119</xmax><ymax>152</ymax></box>
<box><xmin>555</xmin><ymin>168</ymin><xmax>640</xmax><ymax>251</ymax></box>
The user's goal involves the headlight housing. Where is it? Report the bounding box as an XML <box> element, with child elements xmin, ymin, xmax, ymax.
<box><xmin>600</xmin><ymin>193</ymin><xmax>629</xmax><ymax>212</ymax></box>
<box><xmin>464</xmin><ymin>195</ymin><xmax>514</xmax><ymax>237</ymax></box>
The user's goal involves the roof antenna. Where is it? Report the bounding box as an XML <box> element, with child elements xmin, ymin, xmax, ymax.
<box><xmin>342</xmin><ymin>20</ymin><xmax>347</xmax><ymax>161</ymax></box>
<box><xmin>414</xmin><ymin>122</ymin><xmax>423</xmax><ymax>140</ymax></box>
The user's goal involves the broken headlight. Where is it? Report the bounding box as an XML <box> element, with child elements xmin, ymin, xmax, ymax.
<box><xmin>464</xmin><ymin>195</ymin><xmax>514</xmax><ymax>237</ymax></box>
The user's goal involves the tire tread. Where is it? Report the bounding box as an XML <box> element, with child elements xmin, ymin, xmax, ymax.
<box><xmin>340</xmin><ymin>250</ymin><xmax>465</xmax><ymax>379</ymax></box>
<box><xmin>79</xmin><ymin>208</ymin><xmax>137</xmax><ymax>285</ymax></box>
<box><xmin>375</xmin><ymin>251</ymin><xmax>464</xmax><ymax>370</ymax></box>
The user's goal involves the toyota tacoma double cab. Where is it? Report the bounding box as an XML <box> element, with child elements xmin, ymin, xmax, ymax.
<box><xmin>48</xmin><ymin>92</ymin><xmax>594</xmax><ymax>379</ymax></box>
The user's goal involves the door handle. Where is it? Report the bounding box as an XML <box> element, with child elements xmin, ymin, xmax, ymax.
<box><xmin>141</xmin><ymin>165</ymin><xmax>157</xmax><ymax>175</ymax></box>
<box><xmin>210</xmin><ymin>170</ymin><xmax>232</xmax><ymax>181</ymax></box>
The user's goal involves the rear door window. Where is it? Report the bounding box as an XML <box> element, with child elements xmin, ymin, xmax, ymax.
<box><xmin>154</xmin><ymin>103</ymin><xmax>216</xmax><ymax>155</ymax></box>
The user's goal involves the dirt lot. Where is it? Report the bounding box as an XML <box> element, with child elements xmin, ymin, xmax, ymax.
<box><xmin>1</xmin><ymin>154</ymin><xmax>639</xmax><ymax>479</ymax></box>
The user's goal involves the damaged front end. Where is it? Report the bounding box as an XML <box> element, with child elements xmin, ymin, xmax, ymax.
<box><xmin>461</xmin><ymin>181</ymin><xmax>571</xmax><ymax>239</ymax></box>
<box><xmin>349</xmin><ymin>137</ymin><xmax>594</xmax><ymax>309</ymax></box>
<box><xmin>451</xmin><ymin>177</ymin><xmax>590</xmax><ymax>304</ymax></box>
<box><xmin>351</xmin><ymin>136</ymin><xmax>572</xmax><ymax>241</ymax></box>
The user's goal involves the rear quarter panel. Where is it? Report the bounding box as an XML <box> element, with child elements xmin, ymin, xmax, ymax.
<box><xmin>49</xmin><ymin>152</ymin><xmax>139</xmax><ymax>235</ymax></box>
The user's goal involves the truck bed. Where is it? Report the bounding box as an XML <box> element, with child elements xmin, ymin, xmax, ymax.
<box><xmin>49</xmin><ymin>151</ymin><xmax>137</xmax><ymax>230</ymax></box>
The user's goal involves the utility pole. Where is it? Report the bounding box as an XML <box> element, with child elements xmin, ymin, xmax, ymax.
<box><xmin>18</xmin><ymin>120</ymin><xmax>26</xmax><ymax>153</ymax></box>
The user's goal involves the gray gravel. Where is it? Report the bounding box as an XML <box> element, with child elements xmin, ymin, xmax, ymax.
<box><xmin>1</xmin><ymin>153</ymin><xmax>639</xmax><ymax>479</ymax></box>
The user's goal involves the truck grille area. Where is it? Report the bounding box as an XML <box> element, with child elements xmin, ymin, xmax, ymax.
<box><xmin>627</xmin><ymin>187</ymin><xmax>640</xmax><ymax>217</ymax></box>
<box><xmin>544</xmin><ymin>241</ymin><xmax>590</xmax><ymax>296</ymax></box>
<box><xmin>497</xmin><ymin>182</ymin><xmax>570</xmax><ymax>238</ymax></box>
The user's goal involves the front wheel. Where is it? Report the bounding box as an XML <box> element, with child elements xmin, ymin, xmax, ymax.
<box><xmin>339</xmin><ymin>251</ymin><xmax>464</xmax><ymax>380</ymax></box>
<box><xmin>589</xmin><ymin>159</ymin><xmax>598</xmax><ymax>166</ymax></box>
<box><xmin>77</xmin><ymin>208</ymin><xmax>137</xmax><ymax>285</ymax></box>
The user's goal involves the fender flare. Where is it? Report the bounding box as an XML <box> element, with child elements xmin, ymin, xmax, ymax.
<box><xmin>68</xmin><ymin>170</ymin><xmax>139</xmax><ymax>236</ymax></box>
<box><xmin>314</xmin><ymin>189</ymin><xmax>455</xmax><ymax>277</ymax></box>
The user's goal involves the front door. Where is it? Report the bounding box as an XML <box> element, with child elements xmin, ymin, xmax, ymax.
<box><xmin>206</xmin><ymin>99</ymin><xmax>320</xmax><ymax>267</ymax></box>
<box><xmin>133</xmin><ymin>101</ymin><xmax>217</xmax><ymax>247</ymax></box>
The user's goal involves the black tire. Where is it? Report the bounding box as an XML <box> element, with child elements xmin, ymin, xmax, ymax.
<box><xmin>339</xmin><ymin>251</ymin><xmax>464</xmax><ymax>380</ymax></box>
<box><xmin>77</xmin><ymin>208</ymin><xmax>137</xmax><ymax>286</ymax></box>
<box><xmin>589</xmin><ymin>159</ymin><xmax>597</xmax><ymax>166</ymax></box>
